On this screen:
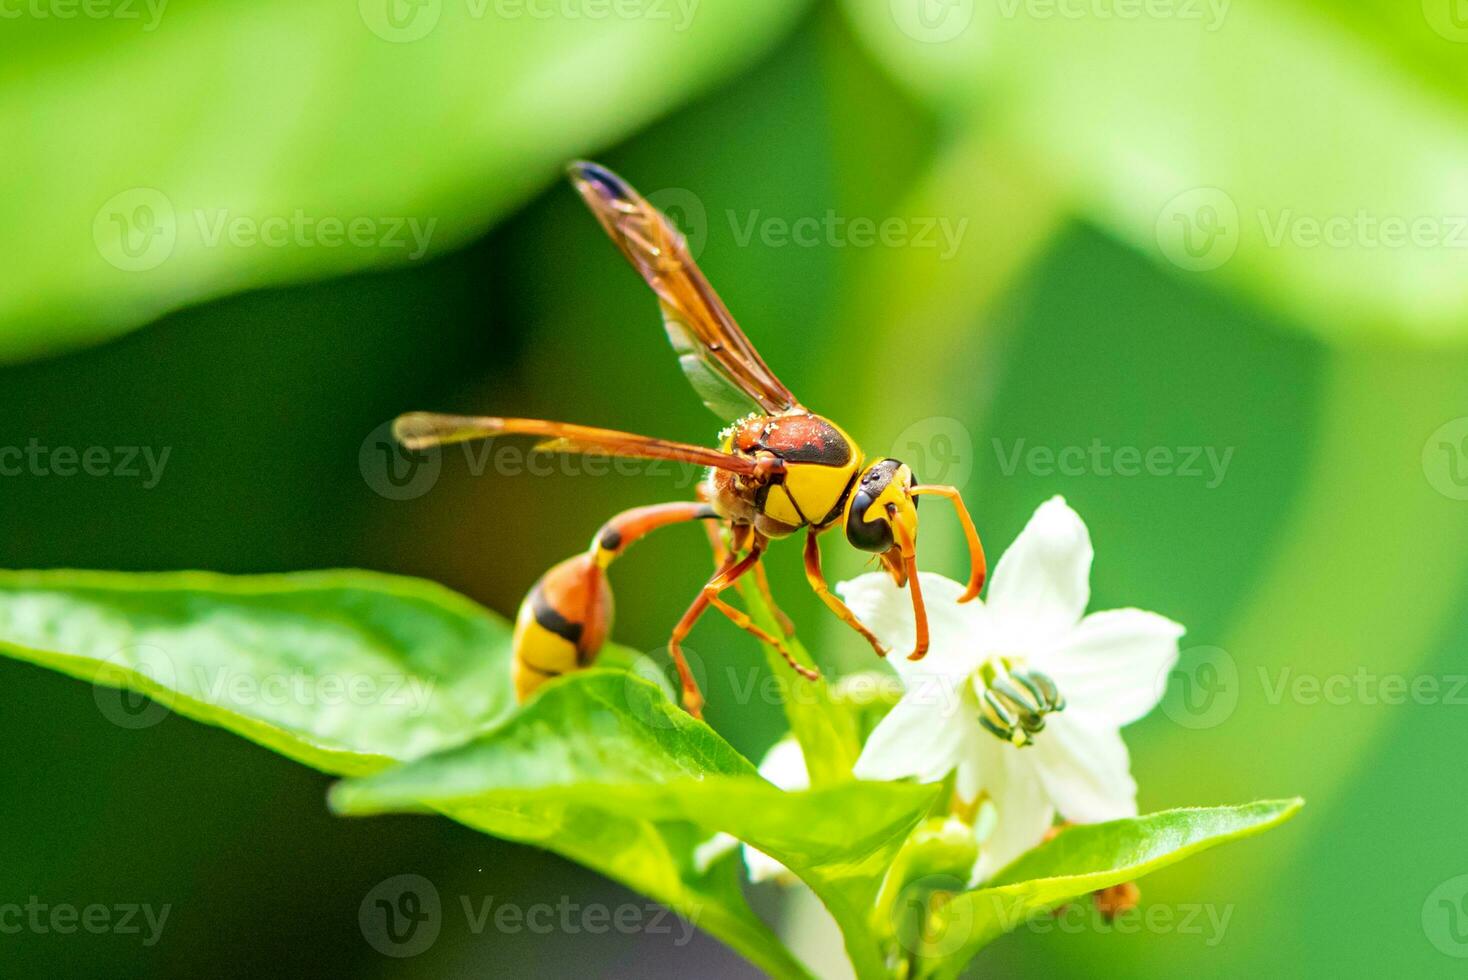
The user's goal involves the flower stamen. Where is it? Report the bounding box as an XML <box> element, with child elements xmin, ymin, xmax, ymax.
<box><xmin>976</xmin><ymin>664</ymin><xmax>1066</xmax><ymax>748</ymax></box>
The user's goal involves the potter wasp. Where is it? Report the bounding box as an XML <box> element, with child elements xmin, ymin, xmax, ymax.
<box><xmin>394</xmin><ymin>162</ymin><xmax>987</xmax><ymax>718</ymax></box>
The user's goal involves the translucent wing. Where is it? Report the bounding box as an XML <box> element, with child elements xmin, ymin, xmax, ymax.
<box><xmin>393</xmin><ymin>413</ymin><xmax>768</xmax><ymax>475</ymax></box>
<box><xmin>568</xmin><ymin>161</ymin><xmax>801</xmax><ymax>420</ymax></box>
<box><xmin>660</xmin><ymin>302</ymin><xmax>766</xmax><ymax>421</ymax></box>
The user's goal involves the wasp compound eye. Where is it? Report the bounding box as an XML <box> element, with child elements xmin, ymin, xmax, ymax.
<box><xmin>844</xmin><ymin>458</ymin><xmax>912</xmax><ymax>553</ymax></box>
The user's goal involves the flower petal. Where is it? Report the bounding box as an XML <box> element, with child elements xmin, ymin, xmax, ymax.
<box><xmin>1030</xmin><ymin>714</ymin><xmax>1138</xmax><ymax>824</ymax></box>
<box><xmin>853</xmin><ymin>683</ymin><xmax>966</xmax><ymax>785</ymax></box>
<box><xmin>985</xmin><ymin>496</ymin><xmax>1092</xmax><ymax>646</ymax></box>
<box><xmin>692</xmin><ymin>832</ymin><xmax>737</xmax><ymax>874</ymax></box>
<box><xmin>837</xmin><ymin>571</ymin><xmax>982</xmax><ymax>682</ymax></box>
<box><xmin>1036</xmin><ymin>608</ymin><xmax>1184</xmax><ymax>727</ymax></box>
<box><xmin>741</xmin><ymin>844</ymin><xmax>794</xmax><ymax>884</ymax></box>
<box><xmin>971</xmin><ymin>738</ymin><xmax>1055</xmax><ymax>883</ymax></box>
<box><xmin>757</xmin><ymin>735</ymin><xmax>810</xmax><ymax>791</ymax></box>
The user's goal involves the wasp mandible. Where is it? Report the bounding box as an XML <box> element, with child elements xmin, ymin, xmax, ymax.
<box><xmin>394</xmin><ymin>162</ymin><xmax>988</xmax><ymax>719</ymax></box>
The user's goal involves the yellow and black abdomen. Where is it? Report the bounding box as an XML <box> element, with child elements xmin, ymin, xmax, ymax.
<box><xmin>511</xmin><ymin>554</ymin><xmax>613</xmax><ymax>702</ymax></box>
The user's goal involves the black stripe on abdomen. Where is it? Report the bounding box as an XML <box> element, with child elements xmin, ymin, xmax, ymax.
<box><xmin>531</xmin><ymin>586</ymin><xmax>583</xmax><ymax>645</ymax></box>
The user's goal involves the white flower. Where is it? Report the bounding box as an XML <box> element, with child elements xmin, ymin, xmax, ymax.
<box><xmin>694</xmin><ymin>735</ymin><xmax>809</xmax><ymax>884</ymax></box>
<box><xmin>841</xmin><ymin>496</ymin><xmax>1183</xmax><ymax>882</ymax></box>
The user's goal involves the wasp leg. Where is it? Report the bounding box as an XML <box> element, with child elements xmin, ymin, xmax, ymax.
<box><xmin>751</xmin><ymin>558</ymin><xmax>796</xmax><ymax>637</ymax></box>
<box><xmin>910</xmin><ymin>485</ymin><xmax>987</xmax><ymax>602</ymax></box>
<box><xmin>668</xmin><ymin>544</ymin><xmax>770</xmax><ymax>719</ymax></box>
<box><xmin>888</xmin><ymin>511</ymin><xmax>930</xmax><ymax>661</ymax></box>
<box><xmin>695</xmin><ymin>483</ymin><xmax>730</xmax><ymax>567</ymax></box>
<box><xmin>803</xmin><ymin>530</ymin><xmax>890</xmax><ymax>657</ymax></box>
<box><xmin>707</xmin><ymin>591</ymin><xmax>818</xmax><ymax>681</ymax></box>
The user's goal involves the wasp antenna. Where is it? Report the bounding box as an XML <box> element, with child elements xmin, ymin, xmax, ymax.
<box><xmin>393</xmin><ymin>412</ymin><xmax>501</xmax><ymax>450</ymax></box>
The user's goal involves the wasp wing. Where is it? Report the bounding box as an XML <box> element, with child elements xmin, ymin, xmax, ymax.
<box><xmin>568</xmin><ymin>161</ymin><xmax>800</xmax><ymax>420</ymax></box>
<box><xmin>660</xmin><ymin>302</ymin><xmax>767</xmax><ymax>421</ymax></box>
<box><xmin>393</xmin><ymin>413</ymin><xmax>764</xmax><ymax>475</ymax></box>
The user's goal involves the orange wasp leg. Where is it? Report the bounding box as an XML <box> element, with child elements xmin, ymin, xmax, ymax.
<box><xmin>889</xmin><ymin>513</ymin><xmax>930</xmax><ymax>661</ymax></box>
<box><xmin>669</xmin><ymin>539</ymin><xmax>812</xmax><ymax>719</ymax></box>
<box><xmin>911</xmin><ymin>485</ymin><xmax>987</xmax><ymax>601</ymax></box>
<box><xmin>750</xmin><ymin>558</ymin><xmax>796</xmax><ymax>637</ymax></box>
<box><xmin>803</xmin><ymin>530</ymin><xmax>890</xmax><ymax>658</ymax></box>
<box><xmin>694</xmin><ymin>484</ymin><xmax>794</xmax><ymax>635</ymax></box>
<box><xmin>668</xmin><ymin>549</ymin><xmax>757</xmax><ymax>719</ymax></box>
<box><xmin>706</xmin><ymin>592</ymin><xmax>818</xmax><ymax>682</ymax></box>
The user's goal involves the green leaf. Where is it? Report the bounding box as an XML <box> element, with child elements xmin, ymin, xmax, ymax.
<box><xmin>0</xmin><ymin>0</ymin><xmax>809</xmax><ymax>363</ymax></box>
<box><xmin>912</xmin><ymin>800</ymin><xmax>1304</xmax><ymax>980</ymax></box>
<box><xmin>841</xmin><ymin>2</ymin><xmax>1468</xmax><ymax>344</ymax></box>
<box><xmin>0</xmin><ymin>569</ymin><xmax>801</xmax><ymax>975</ymax></box>
<box><xmin>333</xmin><ymin>670</ymin><xmax>941</xmax><ymax>979</ymax></box>
<box><xmin>0</xmin><ymin>568</ymin><xmax>514</xmax><ymax>774</ymax></box>
<box><xmin>735</xmin><ymin>576</ymin><xmax>862</xmax><ymax>786</ymax></box>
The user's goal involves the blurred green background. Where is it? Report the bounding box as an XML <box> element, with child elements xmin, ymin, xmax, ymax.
<box><xmin>3</xmin><ymin>1</ymin><xmax>1468</xmax><ymax>976</ymax></box>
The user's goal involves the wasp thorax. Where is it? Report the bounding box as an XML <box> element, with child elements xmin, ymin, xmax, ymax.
<box><xmin>973</xmin><ymin>658</ymin><xmax>1066</xmax><ymax>748</ymax></box>
<box><xmin>843</xmin><ymin>458</ymin><xmax>917</xmax><ymax>553</ymax></box>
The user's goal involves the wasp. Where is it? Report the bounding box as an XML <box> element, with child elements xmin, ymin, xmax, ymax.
<box><xmin>394</xmin><ymin>162</ymin><xmax>988</xmax><ymax>719</ymax></box>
